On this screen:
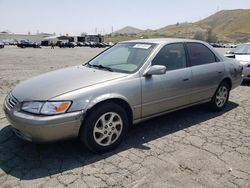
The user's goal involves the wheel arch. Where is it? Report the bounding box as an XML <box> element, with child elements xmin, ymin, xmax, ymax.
<box><xmin>80</xmin><ymin>96</ymin><xmax>134</xmax><ymax>133</ymax></box>
<box><xmin>221</xmin><ymin>77</ymin><xmax>232</xmax><ymax>90</ymax></box>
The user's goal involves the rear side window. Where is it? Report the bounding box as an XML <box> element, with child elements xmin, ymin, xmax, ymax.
<box><xmin>152</xmin><ymin>43</ymin><xmax>187</xmax><ymax>71</ymax></box>
<box><xmin>186</xmin><ymin>43</ymin><xmax>217</xmax><ymax>66</ymax></box>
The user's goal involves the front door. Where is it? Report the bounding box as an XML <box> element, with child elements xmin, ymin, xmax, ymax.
<box><xmin>141</xmin><ymin>43</ymin><xmax>193</xmax><ymax>118</ymax></box>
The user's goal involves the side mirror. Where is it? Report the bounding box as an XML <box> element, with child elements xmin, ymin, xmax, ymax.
<box><xmin>143</xmin><ymin>65</ymin><xmax>167</xmax><ymax>76</ymax></box>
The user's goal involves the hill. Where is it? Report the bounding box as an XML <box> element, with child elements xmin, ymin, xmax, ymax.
<box><xmin>142</xmin><ymin>9</ymin><xmax>250</xmax><ymax>42</ymax></box>
<box><xmin>197</xmin><ymin>9</ymin><xmax>250</xmax><ymax>42</ymax></box>
<box><xmin>113</xmin><ymin>26</ymin><xmax>143</xmax><ymax>35</ymax></box>
<box><xmin>106</xmin><ymin>9</ymin><xmax>250</xmax><ymax>43</ymax></box>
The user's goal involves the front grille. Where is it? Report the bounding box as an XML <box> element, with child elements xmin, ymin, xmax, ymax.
<box><xmin>6</xmin><ymin>93</ymin><xmax>18</xmax><ymax>109</ymax></box>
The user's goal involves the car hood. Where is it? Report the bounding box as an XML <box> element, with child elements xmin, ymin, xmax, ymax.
<box><xmin>12</xmin><ymin>66</ymin><xmax>127</xmax><ymax>102</ymax></box>
<box><xmin>235</xmin><ymin>55</ymin><xmax>250</xmax><ymax>65</ymax></box>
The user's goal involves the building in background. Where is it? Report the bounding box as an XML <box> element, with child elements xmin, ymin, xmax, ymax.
<box><xmin>0</xmin><ymin>32</ymin><xmax>53</xmax><ymax>43</ymax></box>
<box><xmin>0</xmin><ymin>32</ymin><xmax>104</xmax><ymax>46</ymax></box>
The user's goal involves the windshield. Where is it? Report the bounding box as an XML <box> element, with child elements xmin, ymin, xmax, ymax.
<box><xmin>87</xmin><ymin>42</ymin><xmax>156</xmax><ymax>73</ymax></box>
<box><xmin>232</xmin><ymin>44</ymin><xmax>250</xmax><ymax>54</ymax></box>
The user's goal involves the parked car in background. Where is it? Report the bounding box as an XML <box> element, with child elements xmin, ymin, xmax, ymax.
<box><xmin>2</xmin><ymin>39</ymin><xmax>18</xmax><ymax>45</ymax></box>
<box><xmin>108</xmin><ymin>42</ymin><xmax>115</xmax><ymax>46</ymax></box>
<box><xmin>230</xmin><ymin>44</ymin><xmax>237</xmax><ymax>48</ymax></box>
<box><xmin>225</xmin><ymin>43</ymin><xmax>250</xmax><ymax>80</ymax></box>
<box><xmin>83</xmin><ymin>41</ymin><xmax>90</xmax><ymax>47</ymax></box>
<box><xmin>0</xmin><ymin>41</ymin><xmax>4</xmax><ymax>48</ymax></box>
<box><xmin>17</xmin><ymin>40</ymin><xmax>41</xmax><ymax>48</ymax></box>
<box><xmin>70</xmin><ymin>42</ymin><xmax>77</xmax><ymax>47</ymax></box>
<box><xmin>90</xmin><ymin>42</ymin><xmax>106</xmax><ymax>48</ymax></box>
<box><xmin>223</xmin><ymin>43</ymin><xmax>237</xmax><ymax>48</ymax></box>
<box><xmin>59</xmin><ymin>41</ymin><xmax>76</xmax><ymax>48</ymax></box>
<box><xmin>4</xmin><ymin>38</ymin><xmax>243</xmax><ymax>153</ymax></box>
<box><xmin>9</xmin><ymin>41</ymin><xmax>18</xmax><ymax>45</ymax></box>
<box><xmin>210</xmin><ymin>43</ymin><xmax>225</xmax><ymax>48</ymax></box>
<box><xmin>77</xmin><ymin>42</ymin><xmax>84</xmax><ymax>47</ymax></box>
<box><xmin>210</xmin><ymin>43</ymin><xmax>237</xmax><ymax>48</ymax></box>
<box><xmin>58</xmin><ymin>41</ymin><xmax>66</xmax><ymax>48</ymax></box>
<box><xmin>210</xmin><ymin>43</ymin><xmax>221</xmax><ymax>48</ymax></box>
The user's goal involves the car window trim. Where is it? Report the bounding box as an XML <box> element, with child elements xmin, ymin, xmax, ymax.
<box><xmin>184</xmin><ymin>42</ymin><xmax>220</xmax><ymax>67</ymax></box>
<box><xmin>183</xmin><ymin>42</ymin><xmax>191</xmax><ymax>67</ymax></box>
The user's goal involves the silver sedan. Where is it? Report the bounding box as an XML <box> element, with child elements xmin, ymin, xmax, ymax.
<box><xmin>4</xmin><ymin>38</ymin><xmax>243</xmax><ymax>152</ymax></box>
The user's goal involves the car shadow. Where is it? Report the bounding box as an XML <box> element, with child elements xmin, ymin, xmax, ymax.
<box><xmin>241</xmin><ymin>80</ymin><xmax>250</xmax><ymax>86</ymax></box>
<box><xmin>0</xmin><ymin>101</ymin><xmax>238</xmax><ymax>180</ymax></box>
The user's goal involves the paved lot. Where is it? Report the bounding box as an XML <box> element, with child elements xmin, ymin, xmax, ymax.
<box><xmin>0</xmin><ymin>46</ymin><xmax>249</xmax><ymax>188</ymax></box>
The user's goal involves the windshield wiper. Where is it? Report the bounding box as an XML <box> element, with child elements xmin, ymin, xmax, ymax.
<box><xmin>87</xmin><ymin>63</ymin><xmax>113</xmax><ymax>72</ymax></box>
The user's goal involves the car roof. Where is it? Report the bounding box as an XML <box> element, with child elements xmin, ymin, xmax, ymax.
<box><xmin>120</xmin><ymin>38</ymin><xmax>203</xmax><ymax>45</ymax></box>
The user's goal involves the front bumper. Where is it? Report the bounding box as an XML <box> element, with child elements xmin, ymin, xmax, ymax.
<box><xmin>4</xmin><ymin>100</ymin><xmax>84</xmax><ymax>143</ymax></box>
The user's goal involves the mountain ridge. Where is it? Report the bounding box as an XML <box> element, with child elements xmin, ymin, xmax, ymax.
<box><xmin>107</xmin><ymin>9</ymin><xmax>250</xmax><ymax>42</ymax></box>
<box><xmin>113</xmin><ymin>26</ymin><xmax>143</xmax><ymax>35</ymax></box>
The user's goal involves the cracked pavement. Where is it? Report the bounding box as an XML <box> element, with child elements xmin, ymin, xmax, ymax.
<box><xmin>0</xmin><ymin>46</ymin><xmax>249</xmax><ymax>188</ymax></box>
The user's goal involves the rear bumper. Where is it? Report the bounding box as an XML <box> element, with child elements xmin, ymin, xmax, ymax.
<box><xmin>4</xmin><ymin>102</ymin><xmax>84</xmax><ymax>143</ymax></box>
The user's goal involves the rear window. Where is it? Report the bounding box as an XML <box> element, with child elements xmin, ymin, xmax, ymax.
<box><xmin>186</xmin><ymin>43</ymin><xmax>217</xmax><ymax>66</ymax></box>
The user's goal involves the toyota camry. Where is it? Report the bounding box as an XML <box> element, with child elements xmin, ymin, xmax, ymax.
<box><xmin>4</xmin><ymin>38</ymin><xmax>243</xmax><ymax>152</ymax></box>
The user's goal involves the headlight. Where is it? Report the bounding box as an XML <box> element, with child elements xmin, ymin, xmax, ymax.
<box><xmin>21</xmin><ymin>101</ymin><xmax>71</xmax><ymax>115</ymax></box>
<box><xmin>22</xmin><ymin>102</ymin><xmax>43</xmax><ymax>114</ymax></box>
<box><xmin>40</xmin><ymin>101</ymin><xmax>71</xmax><ymax>115</ymax></box>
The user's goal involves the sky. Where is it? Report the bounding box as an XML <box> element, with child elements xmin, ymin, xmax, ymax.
<box><xmin>0</xmin><ymin>0</ymin><xmax>250</xmax><ymax>35</ymax></box>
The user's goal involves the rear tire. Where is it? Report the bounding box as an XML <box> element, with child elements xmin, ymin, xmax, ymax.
<box><xmin>79</xmin><ymin>102</ymin><xmax>129</xmax><ymax>153</ymax></box>
<box><xmin>209</xmin><ymin>81</ymin><xmax>230</xmax><ymax>111</ymax></box>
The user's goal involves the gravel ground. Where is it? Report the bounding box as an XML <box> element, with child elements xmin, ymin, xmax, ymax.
<box><xmin>0</xmin><ymin>46</ymin><xmax>249</xmax><ymax>188</ymax></box>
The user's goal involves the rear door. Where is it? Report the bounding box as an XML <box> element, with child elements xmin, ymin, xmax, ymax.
<box><xmin>141</xmin><ymin>43</ymin><xmax>193</xmax><ymax>117</ymax></box>
<box><xmin>185</xmin><ymin>42</ymin><xmax>225</xmax><ymax>103</ymax></box>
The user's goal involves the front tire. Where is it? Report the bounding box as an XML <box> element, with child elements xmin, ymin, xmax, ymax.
<box><xmin>209</xmin><ymin>82</ymin><xmax>230</xmax><ymax>111</ymax></box>
<box><xmin>79</xmin><ymin>102</ymin><xmax>129</xmax><ymax>153</ymax></box>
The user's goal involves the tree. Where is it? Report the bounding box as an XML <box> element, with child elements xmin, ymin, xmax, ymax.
<box><xmin>206</xmin><ymin>28</ymin><xmax>217</xmax><ymax>43</ymax></box>
<box><xmin>193</xmin><ymin>31</ymin><xmax>206</xmax><ymax>41</ymax></box>
<box><xmin>81</xmin><ymin>32</ymin><xmax>87</xmax><ymax>36</ymax></box>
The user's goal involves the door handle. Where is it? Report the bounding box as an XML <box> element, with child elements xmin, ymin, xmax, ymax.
<box><xmin>183</xmin><ymin>78</ymin><xmax>189</xmax><ymax>81</ymax></box>
<box><xmin>217</xmin><ymin>71</ymin><xmax>222</xmax><ymax>74</ymax></box>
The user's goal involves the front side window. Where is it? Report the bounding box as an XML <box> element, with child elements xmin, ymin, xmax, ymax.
<box><xmin>152</xmin><ymin>43</ymin><xmax>187</xmax><ymax>71</ymax></box>
<box><xmin>186</xmin><ymin>43</ymin><xmax>216</xmax><ymax>66</ymax></box>
<box><xmin>87</xmin><ymin>42</ymin><xmax>156</xmax><ymax>73</ymax></box>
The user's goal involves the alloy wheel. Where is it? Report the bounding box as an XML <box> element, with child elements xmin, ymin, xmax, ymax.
<box><xmin>93</xmin><ymin>112</ymin><xmax>123</xmax><ymax>146</ymax></box>
<box><xmin>215</xmin><ymin>86</ymin><xmax>228</xmax><ymax>108</ymax></box>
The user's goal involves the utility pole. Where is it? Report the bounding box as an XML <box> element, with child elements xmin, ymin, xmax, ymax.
<box><xmin>217</xmin><ymin>6</ymin><xmax>220</xmax><ymax>12</ymax></box>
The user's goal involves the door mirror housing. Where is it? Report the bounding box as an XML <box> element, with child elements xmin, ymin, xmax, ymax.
<box><xmin>143</xmin><ymin>65</ymin><xmax>167</xmax><ymax>76</ymax></box>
